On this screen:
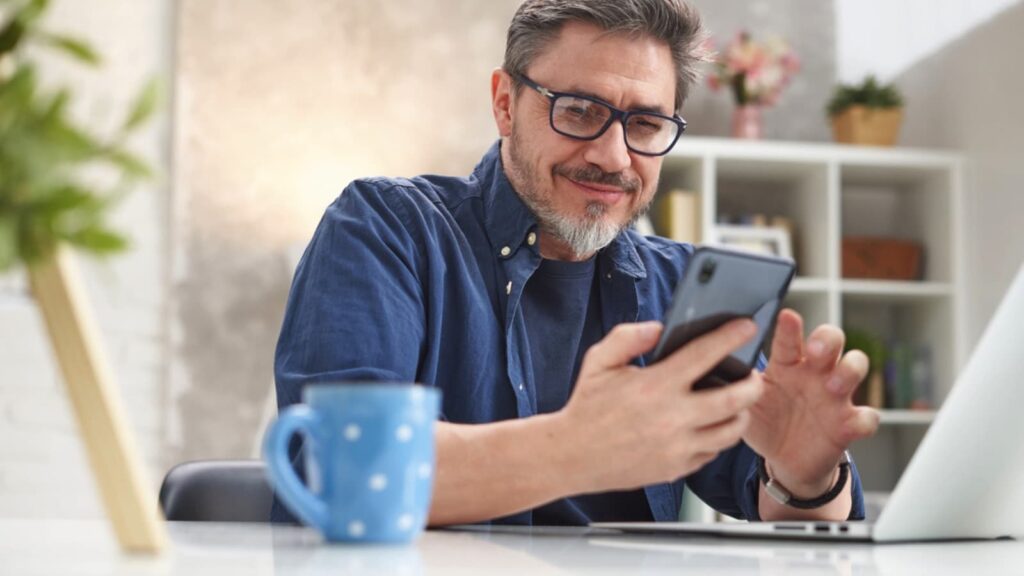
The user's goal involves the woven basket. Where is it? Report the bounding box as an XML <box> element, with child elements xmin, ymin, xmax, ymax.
<box><xmin>831</xmin><ymin>105</ymin><xmax>903</xmax><ymax>146</ymax></box>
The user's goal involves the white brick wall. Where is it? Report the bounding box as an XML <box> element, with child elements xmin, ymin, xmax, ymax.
<box><xmin>0</xmin><ymin>0</ymin><xmax>173</xmax><ymax>519</ymax></box>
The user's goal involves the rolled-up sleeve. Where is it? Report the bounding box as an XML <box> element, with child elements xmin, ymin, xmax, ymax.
<box><xmin>274</xmin><ymin>179</ymin><xmax>427</xmax><ymax>409</ymax></box>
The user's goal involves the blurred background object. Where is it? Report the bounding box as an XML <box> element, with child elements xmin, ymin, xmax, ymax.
<box><xmin>706</xmin><ymin>30</ymin><xmax>801</xmax><ymax>139</ymax></box>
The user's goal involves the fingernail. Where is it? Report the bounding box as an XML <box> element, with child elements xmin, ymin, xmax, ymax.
<box><xmin>639</xmin><ymin>321</ymin><xmax>662</xmax><ymax>338</ymax></box>
<box><xmin>736</xmin><ymin>319</ymin><xmax>757</xmax><ymax>337</ymax></box>
<box><xmin>808</xmin><ymin>340</ymin><xmax>825</xmax><ymax>357</ymax></box>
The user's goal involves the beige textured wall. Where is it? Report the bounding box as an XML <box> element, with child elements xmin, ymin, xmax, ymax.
<box><xmin>169</xmin><ymin>0</ymin><xmax>836</xmax><ymax>464</ymax></box>
<box><xmin>169</xmin><ymin>0</ymin><xmax>522</xmax><ymax>463</ymax></box>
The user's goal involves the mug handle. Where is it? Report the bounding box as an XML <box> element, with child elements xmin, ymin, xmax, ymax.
<box><xmin>263</xmin><ymin>405</ymin><xmax>328</xmax><ymax>529</ymax></box>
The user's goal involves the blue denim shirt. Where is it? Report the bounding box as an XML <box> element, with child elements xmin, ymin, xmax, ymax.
<box><xmin>274</xmin><ymin>141</ymin><xmax>865</xmax><ymax>524</ymax></box>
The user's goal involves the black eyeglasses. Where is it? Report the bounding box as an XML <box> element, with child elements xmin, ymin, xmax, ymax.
<box><xmin>513</xmin><ymin>72</ymin><xmax>686</xmax><ymax>157</ymax></box>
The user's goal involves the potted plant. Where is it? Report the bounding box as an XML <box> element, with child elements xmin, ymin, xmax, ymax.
<box><xmin>827</xmin><ymin>75</ymin><xmax>904</xmax><ymax>146</ymax></box>
<box><xmin>1</xmin><ymin>0</ymin><xmax>165</xmax><ymax>553</ymax></box>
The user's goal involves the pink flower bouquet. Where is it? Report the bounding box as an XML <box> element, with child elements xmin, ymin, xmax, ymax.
<box><xmin>707</xmin><ymin>32</ymin><xmax>800</xmax><ymax>107</ymax></box>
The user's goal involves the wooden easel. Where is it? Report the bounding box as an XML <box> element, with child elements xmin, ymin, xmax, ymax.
<box><xmin>28</xmin><ymin>247</ymin><xmax>166</xmax><ymax>553</ymax></box>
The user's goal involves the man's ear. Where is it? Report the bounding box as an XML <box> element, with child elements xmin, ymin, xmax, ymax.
<box><xmin>491</xmin><ymin>68</ymin><xmax>514</xmax><ymax>137</ymax></box>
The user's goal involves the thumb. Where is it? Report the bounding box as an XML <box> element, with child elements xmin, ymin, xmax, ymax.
<box><xmin>580</xmin><ymin>321</ymin><xmax>662</xmax><ymax>376</ymax></box>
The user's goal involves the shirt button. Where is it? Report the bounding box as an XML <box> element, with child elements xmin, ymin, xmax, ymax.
<box><xmin>506</xmin><ymin>281</ymin><xmax>512</xmax><ymax>295</ymax></box>
<box><xmin>500</xmin><ymin>246</ymin><xmax>511</xmax><ymax>257</ymax></box>
<box><xmin>606</xmin><ymin>272</ymin><xmax>613</xmax><ymax>280</ymax></box>
<box><xmin>527</xmin><ymin>232</ymin><xmax>537</xmax><ymax>246</ymax></box>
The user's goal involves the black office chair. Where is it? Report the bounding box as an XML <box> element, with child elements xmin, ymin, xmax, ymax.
<box><xmin>159</xmin><ymin>459</ymin><xmax>273</xmax><ymax>522</ymax></box>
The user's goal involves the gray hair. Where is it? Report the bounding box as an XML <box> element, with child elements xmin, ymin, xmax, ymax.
<box><xmin>503</xmin><ymin>0</ymin><xmax>708</xmax><ymax>112</ymax></box>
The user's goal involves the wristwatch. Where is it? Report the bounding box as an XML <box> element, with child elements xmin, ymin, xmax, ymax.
<box><xmin>756</xmin><ymin>451</ymin><xmax>851</xmax><ymax>510</ymax></box>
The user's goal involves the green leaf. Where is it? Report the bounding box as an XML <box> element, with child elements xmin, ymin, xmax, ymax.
<box><xmin>36</xmin><ymin>32</ymin><xmax>100</xmax><ymax>66</ymax></box>
<box><xmin>17</xmin><ymin>0</ymin><xmax>51</xmax><ymax>26</ymax></box>
<box><xmin>32</xmin><ymin>184</ymin><xmax>97</xmax><ymax>217</ymax></box>
<box><xmin>826</xmin><ymin>75</ymin><xmax>904</xmax><ymax>117</ymax></box>
<box><xmin>0</xmin><ymin>0</ymin><xmax>151</xmax><ymax>267</ymax></box>
<box><xmin>106</xmin><ymin>148</ymin><xmax>153</xmax><ymax>179</ymax></box>
<box><xmin>0</xmin><ymin>17</ymin><xmax>26</xmax><ymax>54</ymax></box>
<box><xmin>66</xmin><ymin>225</ymin><xmax>128</xmax><ymax>254</ymax></box>
<box><xmin>121</xmin><ymin>78</ymin><xmax>159</xmax><ymax>133</ymax></box>
<box><xmin>0</xmin><ymin>213</ymin><xmax>16</xmax><ymax>273</ymax></box>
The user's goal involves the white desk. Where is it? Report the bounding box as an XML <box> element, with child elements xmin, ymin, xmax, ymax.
<box><xmin>1</xmin><ymin>519</ymin><xmax>1019</xmax><ymax>575</ymax></box>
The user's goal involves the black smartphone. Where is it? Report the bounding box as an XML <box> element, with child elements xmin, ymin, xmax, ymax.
<box><xmin>652</xmin><ymin>246</ymin><xmax>796</xmax><ymax>390</ymax></box>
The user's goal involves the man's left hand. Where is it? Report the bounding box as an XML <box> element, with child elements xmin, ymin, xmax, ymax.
<box><xmin>743</xmin><ymin>308</ymin><xmax>880</xmax><ymax>499</ymax></box>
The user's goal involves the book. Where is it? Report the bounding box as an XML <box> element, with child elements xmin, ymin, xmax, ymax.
<box><xmin>910</xmin><ymin>344</ymin><xmax>934</xmax><ymax>410</ymax></box>
<box><xmin>654</xmin><ymin>189</ymin><xmax>701</xmax><ymax>244</ymax></box>
<box><xmin>884</xmin><ymin>342</ymin><xmax>915</xmax><ymax>409</ymax></box>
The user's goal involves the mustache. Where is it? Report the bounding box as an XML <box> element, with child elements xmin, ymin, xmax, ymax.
<box><xmin>554</xmin><ymin>165</ymin><xmax>641</xmax><ymax>194</ymax></box>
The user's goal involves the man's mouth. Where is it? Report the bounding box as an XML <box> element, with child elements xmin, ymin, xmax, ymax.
<box><xmin>565</xmin><ymin>176</ymin><xmax>630</xmax><ymax>205</ymax></box>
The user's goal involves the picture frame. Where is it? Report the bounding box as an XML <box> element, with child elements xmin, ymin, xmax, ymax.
<box><xmin>711</xmin><ymin>224</ymin><xmax>793</xmax><ymax>260</ymax></box>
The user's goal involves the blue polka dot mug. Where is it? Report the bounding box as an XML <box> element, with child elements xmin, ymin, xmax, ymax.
<box><xmin>264</xmin><ymin>383</ymin><xmax>441</xmax><ymax>543</ymax></box>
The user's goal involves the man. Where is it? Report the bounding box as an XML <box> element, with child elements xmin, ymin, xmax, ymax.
<box><xmin>274</xmin><ymin>0</ymin><xmax>879</xmax><ymax>526</ymax></box>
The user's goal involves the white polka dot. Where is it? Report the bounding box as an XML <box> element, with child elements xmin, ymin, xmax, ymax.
<box><xmin>348</xmin><ymin>520</ymin><xmax>366</xmax><ymax>538</ymax></box>
<box><xmin>397</xmin><ymin>514</ymin><xmax>415</xmax><ymax>531</ymax></box>
<box><xmin>344</xmin><ymin>424</ymin><xmax>361</xmax><ymax>441</ymax></box>
<box><xmin>417</xmin><ymin>463</ymin><xmax>432</xmax><ymax>479</ymax></box>
<box><xmin>369</xmin><ymin>473</ymin><xmax>388</xmax><ymax>491</ymax></box>
<box><xmin>396</xmin><ymin>424</ymin><xmax>413</xmax><ymax>442</ymax></box>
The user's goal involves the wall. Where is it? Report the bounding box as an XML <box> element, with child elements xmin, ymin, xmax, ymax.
<box><xmin>688</xmin><ymin>0</ymin><xmax>837</xmax><ymax>141</ymax></box>
<box><xmin>168</xmin><ymin>0</ymin><xmax>523</xmax><ymax>463</ymax></box>
<box><xmin>895</xmin><ymin>2</ymin><xmax>1024</xmax><ymax>348</ymax></box>
<box><xmin>835</xmin><ymin>0</ymin><xmax>1019</xmax><ymax>83</ymax></box>
<box><xmin>0</xmin><ymin>0</ymin><xmax>173</xmax><ymax>518</ymax></box>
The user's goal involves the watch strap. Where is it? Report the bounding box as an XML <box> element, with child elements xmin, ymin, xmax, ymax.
<box><xmin>756</xmin><ymin>451</ymin><xmax>851</xmax><ymax>510</ymax></box>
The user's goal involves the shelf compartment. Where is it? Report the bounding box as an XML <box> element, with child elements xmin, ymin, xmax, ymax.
<box><xmin>714</xmin><ymin>158</ymin><xmax>830</xmax><ymax>279</ymax></box>
<box><xmin>849</xmin><ymin>426</ymin><xmax>928</xmax><ymax>492</ymax></box>
<box><xmin>840</xmin><ymin>163</ymin><xmax>956</xmax><ymax>283</ymax></box>
<box><xmin>783</xmin><ymin>290</ymin><xmax>830</xmax><ymax>331</ymax></box>
<box><xmin>841</xmin><ymin>296</ymin><xmax>955</xmax><ymax>411</ymax></box>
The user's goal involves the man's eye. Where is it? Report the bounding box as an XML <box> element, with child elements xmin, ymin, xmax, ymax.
<box><xmin>631</xmin><ymin>117</ymin><xmax>664</xmax><ymax>134</ymax></box>
<box><xmin>566</xmin><ymin>105</ymin><xmax>589</xmax><ymax>117</ymax></box>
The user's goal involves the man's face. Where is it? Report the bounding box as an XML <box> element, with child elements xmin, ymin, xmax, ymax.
<box><xmin>493</xmin><ymin>21</ymin><xmax>676</xmax><ymax>260</ymax></box>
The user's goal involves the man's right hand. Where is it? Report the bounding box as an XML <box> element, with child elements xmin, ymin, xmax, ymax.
<box><xmin>555</xmin><ymin>319</ymin><xmax>765</xmax><ymax>495</ymax></box>
<box><xmin>428</xmin><ymin>318</ymin><xmax>762</xmax><ymax>526</ymax></box>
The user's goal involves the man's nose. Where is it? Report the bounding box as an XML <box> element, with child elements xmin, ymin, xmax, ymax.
<box><xmin>581</xmin><ymin>120</ymin><xmax>632</xmax><ymax>176</ymax></box>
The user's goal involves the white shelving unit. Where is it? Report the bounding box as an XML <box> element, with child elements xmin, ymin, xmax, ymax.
<box><xmin>657</xmin><ymin>138</ymin><xmax>965</xmax><ymax>520</ymax></box>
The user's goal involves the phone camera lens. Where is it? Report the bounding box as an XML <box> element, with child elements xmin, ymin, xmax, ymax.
<box><xmin>698</xmin><ymin>259</ymin><xmax>716</xmax><ymax>283</ymax></box>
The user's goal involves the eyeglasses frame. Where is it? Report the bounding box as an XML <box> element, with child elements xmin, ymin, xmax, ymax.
<box><xmin>511</xmin><ymin>71</ymin><xmax>687</xmax><ymax>157</ymax></box>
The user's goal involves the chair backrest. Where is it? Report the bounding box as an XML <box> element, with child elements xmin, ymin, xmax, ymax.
<box><xmin>159</xmin><ymin>460</ymin><xmax>273</xmax><ymax>522</ymax></box>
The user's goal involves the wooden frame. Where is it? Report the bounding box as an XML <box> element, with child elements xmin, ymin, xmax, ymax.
<box><xmin>27</xmin><ymin>247</ymin><xmax>166</xmax><ymax>553</ymax></box>
<box><xmin>711</xmin><ymin>224</ymin><xmax>794</xmax><ymax>260</ymax></box>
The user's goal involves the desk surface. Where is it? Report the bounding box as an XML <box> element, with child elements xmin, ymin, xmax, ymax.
<box><xmin>1</xmin><ymin>519</ymin><xmax>1020</xmax><ymax>575</ymax></box>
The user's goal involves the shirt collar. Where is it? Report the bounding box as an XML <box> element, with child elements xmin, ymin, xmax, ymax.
<box><xmin>475</xmin><ymin>140</ymin><xmax>647</xmax><ymax>280</ymax></box>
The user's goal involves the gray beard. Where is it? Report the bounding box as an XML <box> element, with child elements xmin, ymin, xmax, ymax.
<box><xmin>505</xmin><ymin>134</ymin><xmax>639</xmax><ymax>259</ymax></box>
<box><xmin>526</xmin><ymin>199</ymin><xmax>624</xmax><ymax>259</ymax></box>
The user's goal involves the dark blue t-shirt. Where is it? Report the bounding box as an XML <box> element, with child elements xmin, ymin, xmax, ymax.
<box><xmin>521</xmin><ymin>257</ymin><xmax>652</xmax><ymax>524</ymax></box>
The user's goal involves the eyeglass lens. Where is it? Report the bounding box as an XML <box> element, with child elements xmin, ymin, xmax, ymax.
<box><xmin>551</xmin><ymin>95</ymin><xmax>679</xmax><ymax>154</ymax></box>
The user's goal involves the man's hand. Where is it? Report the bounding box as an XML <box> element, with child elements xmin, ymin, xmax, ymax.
<box><xmin>744</xmin><ymin>309</ymin><xmax>880</xmax><ymax>516</ymax></box>
<box><xmin>557</xmin><ymin>318</ymin><xmax>765</xmax><ymax>494</ymax></box>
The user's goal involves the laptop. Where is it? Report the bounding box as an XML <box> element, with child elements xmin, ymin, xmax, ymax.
<box><xmin>593</xmin><ymin>263</ymin><xmax>1024</xmax><ymax>543</ymax></box>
